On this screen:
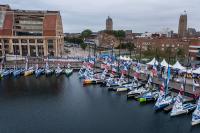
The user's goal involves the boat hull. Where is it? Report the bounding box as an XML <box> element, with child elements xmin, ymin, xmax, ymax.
<box><xmin>13</xmin><ymin>70</ymin><xmax>21</xmax><ymax>77</ymax></box>
<box><xmin>65</xmin><ymin>69</ymin><xmax>73</xmax><ymax>77</ymax></box>
<box><xmin>170</xmin><ymin>110</ymin><xmax>187</xmax><ymax>117</ymax></box>
<box><xmin>192</xmin><ymin>120</ymin><xmax>200</xmax><ymax>126</ymax></box>
<box><xmin>83</xmin><ymin>79</ymin><xmax>102</xmax><ymax>85</ymax></box>
<box><xmin>24</xmin><ymin>70</ymin><xmax>34</xmax><ymax>76</ymax></box>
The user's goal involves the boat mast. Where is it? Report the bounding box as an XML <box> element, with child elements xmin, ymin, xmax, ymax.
<box><xmin>25</xmin><ymin>56</ymin><xmax>28</xmax><ymax>70</ymax></box>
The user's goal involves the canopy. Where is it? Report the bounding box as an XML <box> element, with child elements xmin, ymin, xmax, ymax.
<box><xmin>193</xmin><ymin>67</ymin><xmax>200</xmax><ymax>74</ymax></box>
<box><xmin>172</xmin><ymin>61</ymin><xmax>186</xmax><ymax>70</ymax></box>
<box><xmin>119</xmin><ymin>56</ymin><xmax>132</xmax><ymax>61</ymax></box>
<box><xmin>160</xmin><ymin>59</ymin><xmax>171</xmax><ymax>67</ymax></box>
<box><xmin>146</xmin><ymin>58</ymin><xmax>158</xmax><ymax>65</ymax></box>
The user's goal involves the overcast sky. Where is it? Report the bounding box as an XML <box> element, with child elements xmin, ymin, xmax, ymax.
<box><xmin>1</xmin><ymin>0</ymin><xmax>200</xmax><ymax>33</ymax></box>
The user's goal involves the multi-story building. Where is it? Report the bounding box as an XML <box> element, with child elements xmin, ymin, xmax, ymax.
<box><xmin>189</xmin><ymin>39</ymin><xmax>200</xmax><ymax>60</ymax></box>
<box><xmin>134</xmin><ymin>38</ymin><xmax>189</xmax><ymax>57</ymax></box>
<box><xmin>106</xmin><ymin>16</ymin><xmax>113</xmax><ymax>31</ymax></box>
<box><xmin>0</xmin><ymin>4</ymin><xmax>64</xmax><ymax>58</ymax></box>
<box><xmin>178</xmin><ymin>11</ymin><xmax>187</xmax><ymax>38</ymax></box>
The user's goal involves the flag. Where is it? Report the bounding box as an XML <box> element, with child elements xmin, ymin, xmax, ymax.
<box><xmin>165</xmin><ymin>65</ymin><xmax>171</xmax><ymax>94</ymax></box>
<box><xmin>160</xmin><ymin>80</ymin><xmax>165</xmax><ymax>93</ymax></box>
<box><xmin>152</xmin><ymin>63</ymin><xmax>157</xmax><ymax>76</ymax></box>
<box><xmin>180</xmin><ymin>84</ymin><xmax>184</xmax><ymax>95</ymax></box>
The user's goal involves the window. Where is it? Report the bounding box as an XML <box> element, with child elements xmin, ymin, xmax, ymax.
<box><xmin>12</xmin><ymin>39</ymin><xmax>19</xmax><ymax>43</ymax></box>
<box><xmin>21</xmin><ymin>39</ymin><xmax>27</xmax><ymax>43</ymax></box>
<box><xmin>29</xmin><ymin>39</ymin><xmax>35</xmax><ymax>43</ymax></box>
<box><xmin>30</xmin><ymin>45</ymin><xmax>36</xmax><ymax>57</ymax></box>
<box><xmin>22</xmin><ymin>45</ymin><xmax>28</xmax><ymax>56</ymax></box>
<box><xmin>37</xmin><ymin>39</ymin><xmax>43</xmax><ymax>43</ymax></box>
<box><xmin>13</xmin><ymin>45</ymin><xmax>20</xmax><ymax>55</ymax></box>
<box><xmin>0</xmin><ymin>11</ymin><xmax>5</xmax><ymax>28</ymax></box>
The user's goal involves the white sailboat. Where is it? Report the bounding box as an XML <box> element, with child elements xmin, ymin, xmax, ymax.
<box><xmin>24</xmin><ymin>57</ymin><xmax>34</xmax><ymax>76</ymax></box>
<box><xmin>154</xmin><ymin>80</ymin><xmax>174</xmax><ymax>111</ymax></box>
<box><xmin>192</xmin><ymin>98</ymin><xmax>200</xmax><ymax>126</ymax></box>
<box><xmin>55</xmin><ymin>64</ymin><xmax>63</xmax><ymax>76</ymax></box>
<box><xmin>170</xmin><ymin>92</ymin><xmax>196</xmax><ymax>117</ymax></box>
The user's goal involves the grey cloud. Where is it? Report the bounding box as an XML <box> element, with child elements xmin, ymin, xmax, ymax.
<box><xmin>1</xmin><ymin>0</ymin><xmax>200</xmax><ymax>33</ymax></box>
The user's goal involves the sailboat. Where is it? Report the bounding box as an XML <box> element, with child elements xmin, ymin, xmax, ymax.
<box><xmin>170</xmin><ymin>90</ymin><xmax>196</xmax><ymax>117</ymax></box>
<box><xmin>13</xmin><ymin>67</ymin><xmax>22</xmax><ymax>77</ymax></box>
<box><xmin>154</xmin><ymin>66</ymin><xmax>175</xmax><ymax>111</ymax></box>
<box><xmin>13</xmin><ymin>55</ymin><xmax>22</xmax><ymax>77</ymax></box>
<box><xmin>0</xmin><ymin>59</ymin><xmax>10</xmax><ymax>78</ymax></box>
<box><xmin>45</xmin><ymin>58</ymin><xmax>53</xmax><ymax>76</ymax></box>
<box><xmin>192</xmin><ymin>98</ymin><xmax>200</xmax><ymax>126</ymax></box>
<box><xmin>35</xmin><ymin>64</ymin><xmax>44</xmax><ymax>78</ymax></box>
<box><xmin>1</xmin><ymin>69</ymin><xmax>10</xmax><ymax>78</ymax></box>
<box><xmin>24</xmin><ymin>57</ymin><xmax>34</xmax><ymax>76</ymax></box>
<box><xmin>64</xmin><ymin>63</ymin><xmax>73</xmax><ymax>77</ymax></box>
<box><xmin>0</xmin><ymin>63</ymin><xmax>2</xmax><ymax>79</ymax></box>
<box><xmin>55</xmin><ymin>64</ymin><xmax>63</xmax><ymax>76</ymax></box>
<box><xmin>154</xmin><ymin>80</ymin><xmax>174</xmax><ymax>111</ymax></box>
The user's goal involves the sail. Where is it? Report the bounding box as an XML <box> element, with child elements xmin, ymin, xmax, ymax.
<box><xmin>45</xmin><ymin>62</ymin><xmax>49</xmax><ymax>69</ymax></box>
<box><xmin>171</xmin><ymin>93</ymin><xmax>183</xmax><ymax>113</ymax></box>
<box><xmin>192</xmin><ymin>98</ymin><xmax>200</xmax><ymax>123</ymax></box>
<box><xmin>36</xmin><ymin>64</ymin><xmax>39</xmax><ymax>70</ymax></box>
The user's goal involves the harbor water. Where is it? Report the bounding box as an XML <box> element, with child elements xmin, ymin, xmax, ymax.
<box><xmin>0</xmin><ymin>73</ymin><xmax>199</xmax><ymax>133</ymax></box>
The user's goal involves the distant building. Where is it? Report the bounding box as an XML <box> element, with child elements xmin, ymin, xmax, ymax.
<box><xmin>125</xmin><ymin>30</ymin><xmax>133</xmax><ymax>40</ymax></box>
<box><xmin>178</xmin><ymin>11</ymin><xmax>187</xmax><ymax>38</ymax></box>
<box><xmin>189</xmin><ymin>39</ymin><xmax>200</xmax><ymax>60</ymax></box>
<box><xmin>134</xmin><ymin>38</ymin><xmax>189</xmax><ymax>58</ymax></box>
<box><xmin>188</xmin><ymin>28</ymin><xmax>197</xmax><ymax>37</ymax></box>
<box><xmin>0</xmin><ymin>4</ymin><xmax>64</xmax><ymax>58</ymax></box>
<box><xmin>106</xmin><ymin>16</ymin><xmax>113</xmax><ymax>31</ymax></box>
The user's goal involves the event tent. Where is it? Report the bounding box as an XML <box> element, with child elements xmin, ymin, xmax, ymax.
<box><xmin>146</xmin><ymin>58</ymin><xmax>158</xmax><ymax>65</ymax></box>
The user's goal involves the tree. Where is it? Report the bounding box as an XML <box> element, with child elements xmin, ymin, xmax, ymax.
<box><xmin>176</xmin><ymin>48</ymin><xmax>185</xmax><ymax>59</ymax></box>
<box><xmin>81</xmin><ymin>29</ymin><xmax>92</xmax><ymax>39</ymax></box>
<box><xmin>127</xmin><ymin>42</ymin><xmax>136</xmax><ymax>58</ymax></box>
<box><xmin>114</xmin><ymin>30</ymin><xmax>126</xmax><ymax>38</ymax></box>
<box><xmin>80</xmin><ymin>43</ymin><xmax>87</xmax><ymax>50</ymax></box>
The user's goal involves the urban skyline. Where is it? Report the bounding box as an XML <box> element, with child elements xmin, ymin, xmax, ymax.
<box><xmin>1</xmin><ymin>0</ymin><xmax>200</xmax><ymax>33</ymax></box>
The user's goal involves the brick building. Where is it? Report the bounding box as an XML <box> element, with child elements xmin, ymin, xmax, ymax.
<box><xmin>133</xmin><ymin>38</ymin><xmax>189</xmax><ymax>57</ymax></box>
<box><xmin>189</xmin><ymin>39</ymin><xmax>200</xmax><ymax>60</ymax></box>
<box><xmin>0</xmin><ymin>4</ymin><xmax>64</xmax><ymax>58</ymax></box>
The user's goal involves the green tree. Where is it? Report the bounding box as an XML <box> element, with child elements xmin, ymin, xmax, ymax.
<box><xmin>176</xmin><ymin>48</ymin><xmax>185</xmax><ymax>59</ymax></box>
<box><xmin>114</xmin><ymin>30</ymin><xmax>126</xmax><ymax>38</ymax></box>
<box><xmin>127</xmin><ymin>42</ymin><xmax>136</xmax><ymax>58</ymax></box>
<box><xmin>80</xmin><ymin>43</ymin><xmax>87</xmax><ymax>50</ymax></box>
<box><xmin>81</xmin><ymin>29</ymin><xmax>92</xmax><ymax>39</ymax></box>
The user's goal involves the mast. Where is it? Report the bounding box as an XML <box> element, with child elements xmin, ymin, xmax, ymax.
<box><xmin>25</xmin><ymin>56</ymin><xmax>28</xmax><ymax>70</ymax></box>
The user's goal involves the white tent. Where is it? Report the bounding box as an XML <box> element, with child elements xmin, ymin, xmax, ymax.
<box><xmin>146</xmin><ymin>58</ymin><xmax>158</xmax><ymax>65</ymax></box>
<box><xmin>193</xmin><ymin>67</ymin><xmax>200</xmax><ymax>74</ymax></box>
<box><xmin>160</xmin><ymin>59</ymin><xmax>171</xmax><ymax>67</ymax></box>
<box><xmin>119</xmin><ymin>56</ymin><xmax>132</xmax><ymax>61</ymax></box>
<box><xmin>172</xmin><ymin>61</ymin><xmax>186</xmax><ymax>70</ymax></box>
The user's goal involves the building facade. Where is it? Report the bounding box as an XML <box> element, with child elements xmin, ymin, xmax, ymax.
<box><xmin>106</xmin><ymin>16</ymin><xmax>113</xmax><ymax>31</ymax></box>
<box><xmin>178</xmin><ymin>11</ymin><xmax>187</xmax><ymax>38</ymax></box>
<box><xmin>188</xmin><ymin>39</ymin><xmax>200</xmax><ymax>60</ymax></box>
<box><xmin>134</xmin><ymin>38</ymin><xmax>189</xmax><ymax>58</ymax></box>
<box><xmin>0</xmin><ymin>4</ymin><xmax>64</xmax><ymax>58</ymax></box>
